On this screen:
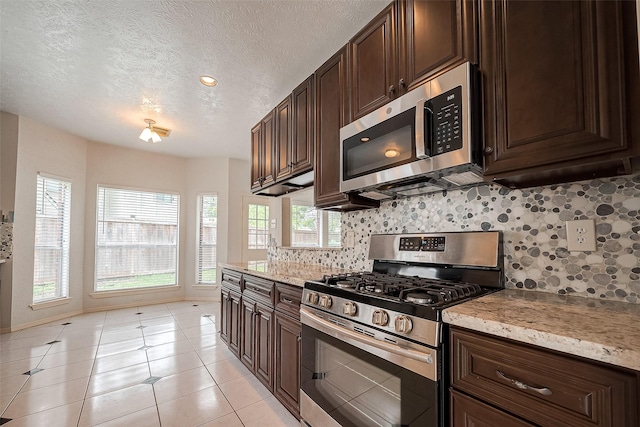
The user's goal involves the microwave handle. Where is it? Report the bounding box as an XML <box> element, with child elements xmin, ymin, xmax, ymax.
<box><xmin>415</xmin><ymin>98</ymin><xmax>431</xmax><ymax>159</ymax></box>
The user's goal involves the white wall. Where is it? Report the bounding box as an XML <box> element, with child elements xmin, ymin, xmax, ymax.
<box><xmin>2</xmin><ymin>115</ymin><xmax>250</xmax><ymax>330</ymax></box>
<box><xmin>227</xmin><ymin>158</ymin><xmax>251</xmax><ymax>264</ymax></box>
<box><xmin>82</xmin><ymin>142</ymin><xmax>188</xmax><ymax>311</ymax></box>
<box><xmin>184</xmin><ymin>157</ymin><xmax>229</xmax><ymax>299</ymax></box>
<box><xmin>11</xmin><ymin>117</ymin><xmax>87</xmax><ymax>327</ymax></box>
<box><xmin>1</xmin><ymin>112</ymin><xmax>19</xmax><ymax>330</ymax></box>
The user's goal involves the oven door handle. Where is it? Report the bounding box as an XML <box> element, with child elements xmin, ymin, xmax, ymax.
<box><xmin>300</xmin><ymin>307</ymin><xmax>438</xmax><ymax>381</ymax></box>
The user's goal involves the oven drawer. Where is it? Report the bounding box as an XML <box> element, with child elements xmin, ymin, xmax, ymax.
<box><xmin>450</xmin><ymin>327</ymin><xmax>639</xmax><ymax>427</ymax></box>
<box><xmin>243</xmin><ymin>275</ymin><xmax>275</xmax><ymax>308</ymax></box>
<box><xmin>275</xmin><ymin>284</ymin><xmax>302</xmax><ymax>319</ymax></box>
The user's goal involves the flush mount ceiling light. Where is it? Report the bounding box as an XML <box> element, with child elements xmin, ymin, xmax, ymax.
<box><xmin>199</xmin><ymin>75</ymin><xmax>218</xmax><ymax>87</ymax></box>
<box><xmin>139</xmin><ymin>119</ymin><xmax>171</xmax><ymax>143</ymax></box>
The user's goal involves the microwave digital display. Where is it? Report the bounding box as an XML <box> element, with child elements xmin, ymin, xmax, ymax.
<box><xmin>429</xmin><ymin>86</ymin><xmax>463</xmax><ymax>155</ymax></box>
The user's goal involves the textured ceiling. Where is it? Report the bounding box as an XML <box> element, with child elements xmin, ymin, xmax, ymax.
<box><xmin>0</xmin><ymin>0</ymin><xmax>388</xmax><ymax>160</ymax></box>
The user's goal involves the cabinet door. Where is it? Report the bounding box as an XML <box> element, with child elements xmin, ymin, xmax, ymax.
<box><xmin>314</xmin><ymin>46</ymin><xmax>352</xmax><ymax>208</ymax></box>
<box><xmin>481</xmin><ymin>0</ymin><xmax>632</xmax><ymax>185</ymax></box>
<box><xmin>291</xmin><ymin>75</ymin><xmax>314</xmax><ymax>175</ymax></box>
<box><xmin>250</xmin><ymin>122</ymin><xmax>262</xmax><ymax>190</ymax></box>
<box><xmin>275</xmin><ymin>96</ymin><xmax>292</xmax><ymax>182</ymax></box>
<box><xmin>220</xmin><ymin>288</ymin><xmax>230</xmax><ymax>344</ymax></box>
<box><xmin>349</xmin><ymin>3</ymin><xmax>397</xmax><ymax>119</ymax></box>
<box><xmin>274</xmin><ymin>312</ymin><xmax>301</xmax><ymax>418</ymax></box>
<box><xmin>254</xmin><ymin>303</ymin><xmax>274</xmax><ymax>390</ymax></box>
<box><xmin>240</xmin><ymin>298</ymin><xmax>255</xmax><ymax>370</ymax></box>
<box><xmin>228</xmin><ymin>290</ymin><xmax>241</xmax><ymax>357</ymax></box>
<box><xmin>399</xmin><ymin>0</ymin><xmax>477</xmax><ymax>92</ymax></box>
<box><xmin>261</xmin><ymin>110</ymin><xmax>276</xmax><ymax>188</ymax></box>
<box><xmin>451</xmin><ymin>390</ymin><xmax>534</xmax><ymax>427</ymax></box>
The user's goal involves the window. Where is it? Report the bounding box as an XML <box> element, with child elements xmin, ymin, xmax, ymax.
<box><xmin>95</xmin><ymin>186</ymin><xmax>179</xmax><ymax>292</ymax></box>
<box><xmin>290</xmin><ymin>202</ymin><xmax>342</xmax><ymax>248</ymax></box>
<box><xmin>327</xmin><ymin>211</ymin><xmax>342</xmax><ymax>248</ymax></box>
<box><xmin>197</xmin><ymin>194</ymin><xmax>217</xmax><ymax>284</ymax></box>
<box><xmin>248</xmin><ymin>203</ymin><xmax>269</xmax><ymax>249</ymax></box>
<box><xmin>291</xmin><ymin>204</ymin><xmax>320</xmax><ymax>247</ymax></box>
<box><xmin>33</xmin><ymin>174</ymin><xmax>71</xmax><ymax>303</ymax></box>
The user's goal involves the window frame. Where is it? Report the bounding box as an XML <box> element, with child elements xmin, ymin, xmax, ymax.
<box><xmin>247</xmin><ymin>203</ymin><xmax>269</xmax><ymax>250</ymax></box>
<box><xmin>289</xmin><ymin>201</ymin><xmax>342</xmax><ymax>248</ymax></box>
<box><xmin>196</xmin><ymin>193</ymin><xmax>218</xmax><ymax>285</ymax></box>
<box><xmin>94</xmin><ymin>184</ymin><xmax>180</xmax><ymax>293</ymax></box>
<box><xmin>33</xmin><ymin>172</ymin><xmax>72</xmax><ymax>304</ymax></box>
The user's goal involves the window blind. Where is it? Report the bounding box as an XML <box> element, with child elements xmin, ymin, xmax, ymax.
<box><xmin>197</xmin><ymin>194</ymin><xmax>217</xmax><ymax>284</ymax></box>
<box><xmin>95</xmin><ymin>186</ymin><xmax>179</xmax><ymax>292</ymax></box>
<box><xmin>34</xmin><ymin>174</ymin><xmax>71</xmax><ymax>303</ymax></box>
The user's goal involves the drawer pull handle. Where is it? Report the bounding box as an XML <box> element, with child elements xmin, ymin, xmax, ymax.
<box><xmin>281</xmin><ymin>297</ymin><xmax>294</xmax><ymax>304</ymax></box>
<box><xmin>496</xmin><ymin>370</ymin><xmax>552</xmax><ymax>396</ymax></box>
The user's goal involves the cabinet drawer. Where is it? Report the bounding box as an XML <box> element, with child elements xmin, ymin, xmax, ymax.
<box><xmin>243</xmin><ymin>274</ymin><xmax>275</xmax><ymax>308</ymax></box>
<box><xmin>221</xmin><ymin>269</ymin><xmax>242</xmax><ymax>291</ymax></box>
<box><xmin>451</xmin><ymin>327</ymin><xmax>639</xmax><ymax>427</ymax></box>
<box><xmin>275</xmin><ymin>284</ymin><xmax>302</xmax><ymax>319</ymax></box>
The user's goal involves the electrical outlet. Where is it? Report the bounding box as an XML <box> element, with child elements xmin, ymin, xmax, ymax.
<box><xmin>345</xmin><ymin>231</ymin><xmax>355</xmax><ymax>248</ymax></box>
<box><xmin>566</xmin><ymin>219</ymin><xmax>596</xmax><ymax>252</ymax></box>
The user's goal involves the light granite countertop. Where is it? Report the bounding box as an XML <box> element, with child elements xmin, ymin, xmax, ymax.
<box><xmin>219</xmin><ymin>262</ymin><xmax>354</xmax><ymax>287</ymax></box>
<box><xmin>443</xmin><ymin>289</ymin><xmax>640</xmax><ymax>371</ymax></box>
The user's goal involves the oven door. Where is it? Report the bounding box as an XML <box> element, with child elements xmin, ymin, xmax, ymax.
<box><xmin>300</xmin><ymin>307</ymin><xmax>441</xmax><ymax>427</ymax></box>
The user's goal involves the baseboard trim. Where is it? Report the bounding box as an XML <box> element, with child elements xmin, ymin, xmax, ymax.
<box><xmin>8</xmin><ymin>310</ymin><xmax>84</xmax><ymax>332</ymax></box>
<box><xmin>82</xmin><ymin>297</ymin><xmax>185</xmax><ymax>314</ymax></box>
<box><xmin>1</xmin><ymin>297</ymin><xmax>221</xmax><ymax>334</ymax></box>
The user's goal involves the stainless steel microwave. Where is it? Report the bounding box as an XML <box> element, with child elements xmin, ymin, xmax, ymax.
<box><xmin>339</xmin><ymin>62</ymin><xmax>484</xmax><ymax>200</ymax></box>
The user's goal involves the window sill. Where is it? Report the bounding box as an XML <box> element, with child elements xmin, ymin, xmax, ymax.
<box><xmin>192</xmin><ymin>284</ymin><xmax>217</xmax><ymax>290</ymax></box>
<box><xmin>89</xmin><ymin>285</ymin><xmax>181</xmax><ymax>299</ymax></box>
<box><xmin>30</xmin><ymin>297</ymin><xmax>72</xmax><ymax>310</ymax></box>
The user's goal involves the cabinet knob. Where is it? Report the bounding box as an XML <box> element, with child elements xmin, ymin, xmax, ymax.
<box><xmin>483</xmin><ymin>146</ymin><xmax>494</xmax><ymax>155</ymax></box>
<box><xmin>399</xmin><ymin>78</ymin><xmax>406</xmax><ymax>88</ymax></box>
<box><xmin>388</xmin><ymin>84</ymin><xmax>396</xmax><ymax>94</ymax></box>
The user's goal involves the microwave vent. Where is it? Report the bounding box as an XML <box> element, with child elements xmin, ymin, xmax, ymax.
<box><xmin>441</xmin><ymin>170</ymin><xmax>485</xmax><ymax>186</ymax></box>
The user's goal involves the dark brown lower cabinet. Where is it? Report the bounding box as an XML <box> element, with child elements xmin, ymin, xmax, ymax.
<box><xmin>274</xmin><ymin>311</ymin><xmax>301</xmax><ymax>417</ymax></box>
<box><xmin>240</xmin><ymin>297</ymin><xmax>274</xmax><ymax>391</ymax></box>
<box><xmin>223</xmin><ymin>288</ymin><xmax>241</xmax><ymax>357</ymax></box>
<box><xmin>451</xmin><ymin>389</ymin><xmax>533</xmax><ymax>427</ymax></box>
<box><xmin>219</xmin><ymin>271</ymin><xmax>302</xmax><ymax>419</ymax></box>
<box><xmin>254</xmin><ymin>303</ymin><xmax>274</xmax><ymax>389</ymax></box>
<box><xmin>240</xmin><ymin>298</ymin><xmax>255</xmax><ymax>370</ymax></box>
<box><xmin>450</xmin><ymin>326</ymin><xmax>640</xmax><ymax>427</ymax></box>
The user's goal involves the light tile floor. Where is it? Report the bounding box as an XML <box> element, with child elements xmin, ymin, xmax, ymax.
<box><xmin>0</xmin><ymin>301</ymin><xmax>299</xmax><ymax>427</ymax></box>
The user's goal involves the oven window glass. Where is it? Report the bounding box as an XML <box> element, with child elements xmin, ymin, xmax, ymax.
<box><xmin>342</xmin><ymin>107</ymin><xmax>416</xmax><ymax>181</ymax></box>
<box><xmin>301</xmin><ymin>324</ymin><xmax>439</xmax><ymax>427</ymax></box>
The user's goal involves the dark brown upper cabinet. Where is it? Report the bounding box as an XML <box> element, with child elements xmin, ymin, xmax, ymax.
<box><xmin>274</xmin><ymin>96</ymin><xmax>292</xmax><ymax>182</ymax></box>
<box><xmin>399</xmin><ymin>0</ymin><xmax>477</xmax><ymax>92</ymax></box>
<box><xmin>350</xmin><ymin>3</ymin><xmax>398</xmax><ymax>120</ymax></box>
<box><xmin>250</xmin><ymin>110</ymin><xmax>276</xmax><ymax>191</ymax></box>
<box><xmin>291</xmin><ymin>76</ymin><xmax>315</xmax><ymax>176</ymax></box>
<box><xmin>481</xmin><ymin>0</ymin><xmax>640</xmax><ymax>188</ymax></box>
<box><xmin>252</xmin><ymin>76</ymin><xmax>315</xmax><ymax>196</ymax></box>
<box><xmin>314</xmin><ymin>45</ymin><xmax>380</xmax><ymax>211</ymax></box>
<box><xmin>349</xmin><ymin>0</ymin><xmax>477</xmax><ymax>120</ymax></box>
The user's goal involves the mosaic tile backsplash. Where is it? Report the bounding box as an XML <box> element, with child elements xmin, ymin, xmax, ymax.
<box><xmin>1</xmin><ymin>222</ymin><xmax>13</xmax><ymax>259</ymax></box>
<box><xmin>269</xmin><ymin>174</ymin><xmax>640</xmax><ymax>304</ymax></box>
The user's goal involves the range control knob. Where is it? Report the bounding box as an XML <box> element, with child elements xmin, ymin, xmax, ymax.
<box><xmin>394</xmin><ymin>315</ymin><xmax>413</xmax><ymax>334</ymax></box>
<box><xmin>343</xmin><ymin>302</ymin><xmax>358</xmax><ymax>316</ymax></box>
<box><xmin>372</xmin><ymin>310</ymin><xmax>389</xmax><ymax>326</ymax></box>
<box><xmin>307</xmin><ymin>292</ymin><xmax>319</xmax><ymax>305</ymax></box>
<box><xmin>319</xmin><ymin>295</ymin><xmax>333</xmax><ymax>309</ymax></box>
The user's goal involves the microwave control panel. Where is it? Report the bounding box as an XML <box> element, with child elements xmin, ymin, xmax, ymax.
<box><xmin>429</xmin><ymin>86</ymin><xmax>463</xmax><ymax>155</ymax></box>
<box><xmin>399</xmin><ymin>236</ymin><xmax>446</xmax><ymax>252</ymax></box>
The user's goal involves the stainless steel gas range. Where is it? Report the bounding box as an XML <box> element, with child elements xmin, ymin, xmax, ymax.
<box><xmin>299</xmin><ymin>231</ymin><xmax>503</xmax><ymax>427</ymax></box>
